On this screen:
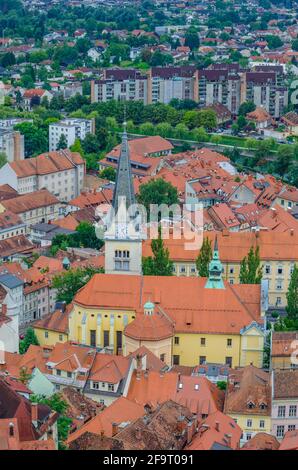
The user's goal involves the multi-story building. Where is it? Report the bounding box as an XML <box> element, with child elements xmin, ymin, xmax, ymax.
<box><xmin>0</xmin><ymin>189</ymin><xmax>61</xmax><ymax>231</ymax></box>
<box><xmin>0</xmin><ymin>129</ymin><xmax>24</xmax><ymax>162</ymax></box>
<box><xmin>149</xmin><ymin>66</ymin><xmax>199</xmax><ymax>104</ymax></box>
<box><xmin>91</xmin><ymin>66</ymin><xmax>199</xmax><ymax>105</ymax></box>
<box><xmin>271</xmin><ymin>369</ymin><xmax>298</xmax><ymax>440</ymax></box>
<box><xmin>143</xmin><ymin>230</ymin><xmax>298</xmax><ymax>309</ymax></box>
<box><xmin>0</xmin><ymin>211</ymin><xmax>26</xmax><ymax>241</ymax></box>
<box><xmin>91</xmin><ymin>69</ymin><xmax>148</xmax><ymax>104</ymax></box>
<box><xmin>224</xmin><ymin>365</ymin><xmax>271</xmax><ymax>445</ymax></box>
<box><xmin>198</xmin><ymin>68</ymin><xmax>242</xmax><ymax>115</ymax></box>
<box><xmin>271</xmin><ymin>331</ymin><xmax>298</xmax><ymax>370</ymax></box>
<box><xmin>49</xmin><ymin>118</ymin><xmax>95</xmax><ymax>151</ymax></box>
<box><xmin>243</xmin><ymin>72</ymin><xmax>288</xmax><ymax>119</ymax></box>
<box><xmin>0</xmin><ymin>150</ymin><xmax>85</xmax><ymax>202</ymax></box>
<box><xmin>198</xmin><ymin>64</ymin><xmax>288</xmax><ymax>118</ymax></box>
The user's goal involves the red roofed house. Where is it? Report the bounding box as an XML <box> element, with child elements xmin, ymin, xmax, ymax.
<box><xmin>22</xmin><ymin>89</ymin><xmax>53</xmax><ymax>111</ymax></box>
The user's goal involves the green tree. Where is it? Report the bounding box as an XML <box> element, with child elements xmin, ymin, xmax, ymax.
<box><xmin>19</xmin><ymin>327</ymin><xmax>39</xmax><ymax>354</ymax></box>
<box><xmin>100</xmin><ymin>167</ymin><xmax>116</xmax><ymax>181</ymax></box>
<box><xmin>52</xmin><ymin>266</ymin><xmax>104</xmax><ymax>304</ymax></box>
<box><xmin>30</xmin><ymin>394</ymin><xmax>72</xmax><ymax>450</ymax></box>
<box><xmin>142</xmin><ymin>227</ymin><xmax>173</xmax><ymax>276</ymax></box>
<box><xmin>0</xmin><ymin>152</ymin><xmax>7</xmax><ymax>168</ymax></box>
<box><xmin>19</xmin><ymin>366</ymin><xmax>32</xmax><ymax>385</ymax></box>
<box><xmin>137</xmin><ymin>178</ymin><xmax>179</xmax><ymax>218</ymax></box>
<box><xmin>286</xmin><ymin>264</ymin><xmax>298</xmax><ymax>322</ymax></box>
<box><xmin>196</xmin><ymin>237</ymin><xmax>212</xmax><ymax>277</ymax></box>
<box><xmin>238</xmin><ymin>101</ymin><xmax>256</xmax><ymax>116</ymax></box>
<box><xmin>184</xmin><ymin>28</ymin><xmax>200</xmax><ymax>50</ymax></box>
<box><xmin>57</xmin><ymin>133</ymin><xmax>68</xmax><ymax>150</ymax></box>
<box><xmin>239</xmin><ymin>246</ymin><xmax>263</xmax><ymax>284</ymax></box>
<box><xmin>14</xmin><ymin>122</ymin><xmax>48</xmax><ymax>157</ymax></box>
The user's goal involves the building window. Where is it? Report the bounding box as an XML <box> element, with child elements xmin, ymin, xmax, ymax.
<box><xmin>103</xmin><ymin>330</ymin><xmax>110</xmax><ymax>347</ymax></box>
<box><xmin>56</xmin><ymin>369</ymin><xmax>61</xmax><ymax>376</ymax></box>
<box><xmin>288</xmin><ymin>425</ymin><xmax>296</xmax><ymax>432</ymax></box>
<box><xmin>201</xmin><ymin>338</ymin><xmax>206</xmax><ymax>346</ymax></box>
<box><xmin>174</xmin><ymin>337</ymin><xmax>179</xmax><ymax>345</ymax></box>
<box><xmin>92</xmin><ymin>382</ymin><xmax>99</xmax><ymax>390</ymax></box>
<box><xmin>160</xmin><ymin>354</ymin><xmax>165</xmax><ymax>362</ymax></box>
<box><xmin>265</xmin><ymin>265</ymin><xmax>271</xmax><ymax>275</ymax></box>
<box><xmin>260</xmin><ymin>420</ymin><xmax>265</xmax><ymax>429</ymax></box>
<box><xmin>246</xmin><ymin>434</ymin><xmax>252</xmax><ymax>441</ymax></box>
<box><xmin>108</xmin><ymin>383</ymin><xmax>114</xmax><ymax>392</ymax></box>
<box><xmin>225</xmin><ymin>357</ymin><xmax>233</xmax><ymax>368</ymax></box>
<box><xmin>45</xmin><ymin>331</ymin><xmax>49</xmax><ymax>338</ymax></box>
<box><xmin>59</xmin><ymin>334</ymin><xmax>63</xmax><ymax>341</ymax></box>
<box><xmin>278</xmin><ymin>406</ymin><xmax>286</xmax><ymax>418</ymax></box>
<box><xmin>289</xmin><ymin>405</ymin><xmax>297</xmax><ymax>417</ymax></box>
<box><xmin>67</xmin><ymin>372</ymin><xmax>72</xmax><ymax>378</ymax></box>
<box><xmin>227</xmin><ymin>338</ymin><xmax>232</xmax><ymax>347</ymax></box>
<box><xmin>173</xmin><ymin>355</ymin><xmax>180</xmax><ymax>365</ymax></box>
<box><xmin>247</xmin><ymin>419</ymin><xmax>252</xmax><ymax>428</ymax></box>
<box><xmin>199</xmin><ymin>356</ymin><xmax>206</xmax><ymax>365</ymax></box>
<box><xmin>277</xmin><ymin>266</ymin><xmax>283</xmax><ymax>275</ymax></box>
<box><xmin>277</xmin><ymin>425</ymin><xmax>285</xmax><ymax>438</ymax></box>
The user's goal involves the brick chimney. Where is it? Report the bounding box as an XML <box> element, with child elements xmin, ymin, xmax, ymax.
<box><xmin>31</xmin><ymin>403</ymin><xmax>38</xmax><ymax>427</ymax></box>
<box><xmin>9</xmin><ymin>422</ymin><xmax>14</xmax><ymax>437</ymax></box>
<box><xmin>111</xmin><ymin>422</ymin><xmax>118</xmax><ymax>436</ymax></box>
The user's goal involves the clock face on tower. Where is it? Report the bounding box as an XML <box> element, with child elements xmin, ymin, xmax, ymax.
<box><xmin>116</xmin><ymin>223</ymin><xmax>128</xmax><ymax>239</ymax></box>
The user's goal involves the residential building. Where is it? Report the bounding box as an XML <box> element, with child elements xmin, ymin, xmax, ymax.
<box><xmin>100</xmin><ymin>135</ymin><xmax>173</xmax><ymax>177</ymax></box>
<box><xmin>271</xmin><ymin>332</ymin><xmax>298</xmax><ymax>370</ymax></box>
<box><xmin>143</xmin><ymin>230</ymin><xmax>298</xmax><ymax>308</ymax></box>
<box><xmin>0</xmin><ymin>376</ymin><xmax>58</xmax><ymax>450</ymax></box>
<box><xmin>148</xmin><ymin>66</ymin><xmax>199</xmax><ymax>104</ymax></box>
<box><xmin>185</xmin><ymin>410</ymin><xmax>242</xmax><ymax>450</ymax></box>
<box><xmin>271</xmin><ymin>369</ymin><xmax>298</xmax><ymax>440</ymax></box>
<box><xmin>0</xmin><ymin>211</ymin><xmax>26</xmax><ymax>240</ymax></box>
<box><xmin>22</xmin><ymin>89</ymin><xmax>53</xmax><ymax>111</ymax></box>
<box><xmin>0</xmin><ymin>189</ymin><xmax>61</xmax><ymax>231</ymax></box>
<box><xmin>0</xmin><ymin>150</ymin><xmax>85</xmax><ymax>202</ymax></box>
<box><xmin>49</xmin><ymin>118</ymin><xmax>95</xmax><ymax>151</ymax></box>
<box><xmin>224</xmin><ymin>365</ymin><xmax>271</xmax><ymax>445</ymax></box>
<box><xmin>91</xmin><ymin>69</ymin><xmax>148</xmax><ymax>104</ymax></box>
<box><xmin>0</xmin><ymin>129</ymin><xmax>24</xmax><ymax>162</ymax></box>
<box><xmin>69</xmin><ymin>400</ymin><xmax>195</xmax><ymax>451</ymax></box>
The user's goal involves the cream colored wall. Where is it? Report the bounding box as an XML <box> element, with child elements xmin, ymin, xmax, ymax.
<box><xmin>172</xmin><ymin>333</ymin><xmax>241</xmax><ymax>368</ymax></box>
<box><xmin>105</xmin><ymin>240</ymin><xmax>142</xmax><ymax>275</ymax></box>
<box><xmin>124</xmin><ymin>335</ymin><xmax>172</xmax><ymax>365</ymax></box>
<box><xmin>34</xmin><ymin>327</ymin><xmax>68</xmax><ymax>347</ymax></box>
<box><xmin>69</xmin><ymin>304</ymin><xmax>136</xmax><ymax>352</ymax></box>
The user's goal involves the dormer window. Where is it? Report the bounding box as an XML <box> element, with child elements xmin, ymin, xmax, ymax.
<box><xmin>259</xmin><ymin>403</ymin><xmax>267</xmax><ymax>410</ymax></box>
<box><xmin>247</xmin><ymin>401</ymin><xmax>255</xmax><ymax>409</ymax></box>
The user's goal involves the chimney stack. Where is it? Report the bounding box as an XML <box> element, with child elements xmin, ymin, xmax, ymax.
<box><xmin>9</xmin><ymin>422</ymin><xmax>14</xmax><ymax>437</ymax></box>
<box><xmin>31</xmin><ymin>402</ymin><xmax>38</xmax><ymax>427</ymax></box>
<box><xmin>112</xmin><ymin>422</ymin><xmax>118</xmax><ymax>437</ymax></box>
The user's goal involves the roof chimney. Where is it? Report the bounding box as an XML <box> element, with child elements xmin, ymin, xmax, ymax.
<box><xmin>112</xmin><ymin>422</ymin><xmax>118</xmax><ymax>437</ymax></box>
<box><xmin>9</xmin><ymin>422</ymin><xmax>14</xmax><ymax>437</ymax></box>
<box><xmin>31</xmin><ymin>402</ymin><xmax>38</xmax><ymax>427</ymax></box>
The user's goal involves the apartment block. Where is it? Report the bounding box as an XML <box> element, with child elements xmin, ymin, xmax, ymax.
<box><xmin>149</xmin><ymin>66</ymin><xmax>199</xmax><ymax>104</ymax></box>
<box><xmin>49</xmin><ymin>118</ymin><xmax>95</xmax><ymax>151</ymax></box>
<box><xmin>91</xmin><ymin>69</ymin><xmax>148</xmax><ymax>103</ymax></box>
<box><xmin>91</xmin><ymin>66</ymin><xmax>199</xmax><ymax>105</ymax></box>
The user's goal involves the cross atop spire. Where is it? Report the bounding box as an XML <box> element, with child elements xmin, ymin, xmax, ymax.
<box><xmin>112</xmin><ymin>115</ymin><xmax>135</xmax><ymax>216</ymax></box>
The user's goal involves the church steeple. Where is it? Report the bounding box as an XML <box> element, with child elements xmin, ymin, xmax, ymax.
<box><xmin>112</xmin><ymin>120</ymin><xmax>135</xmax><ymax>216</ymax></box>
<box><xmin>205</xmin><ymin>236</ymin><xmax>225</xmax><ymax>289</ymax></box>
